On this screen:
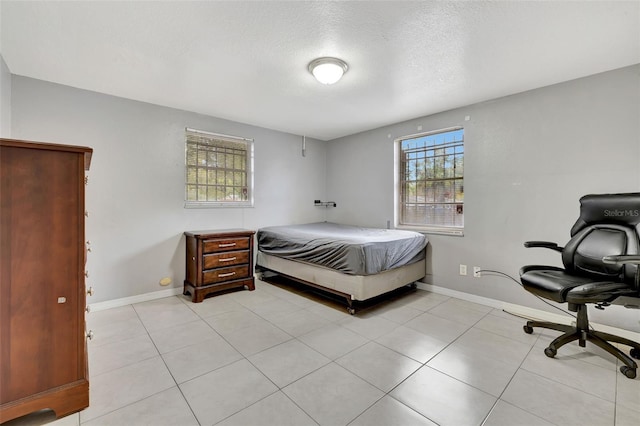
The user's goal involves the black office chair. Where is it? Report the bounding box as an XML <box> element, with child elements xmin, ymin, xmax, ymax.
<box><xmin>520</xmin><ymin>193</ymin><xmax>640</xmax><ymax>379</ymax></box>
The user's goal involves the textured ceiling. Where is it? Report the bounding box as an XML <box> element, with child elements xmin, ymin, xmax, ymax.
<box><xmin>1</xmin><ymin>1</ymin><xmax>639</xmax><ymax>141</ymax></box>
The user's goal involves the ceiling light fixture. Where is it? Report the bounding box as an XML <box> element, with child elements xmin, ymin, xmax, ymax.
<box><xmin>308</xmin><ymin>57</ymin><xmax>348</xmax><ymax>85</ymax></box>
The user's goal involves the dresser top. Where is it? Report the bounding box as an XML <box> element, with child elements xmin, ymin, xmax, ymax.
<box><xmin>184</xmin><ymin>229</ymin><xmax>255</xmax><ymax>238</ymax></box>
<box><xmin>1</xmin><ymin>138</ymin><xmax>93</xmax><ymax>170</ymax></box>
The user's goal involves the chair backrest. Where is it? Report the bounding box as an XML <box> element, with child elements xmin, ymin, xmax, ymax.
<box><xmin>563</xmin><ymin>193</ymin><xmax>640</xmax><ymax>286</ymax></box>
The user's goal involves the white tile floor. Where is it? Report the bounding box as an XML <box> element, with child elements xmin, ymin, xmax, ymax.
<box><xmin>6</xmin><ymin>279</ymin><xmax>640</xmax><ymax>426</ymax></box>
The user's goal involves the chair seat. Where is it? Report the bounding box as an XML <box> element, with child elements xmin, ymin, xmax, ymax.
<box><xmin>519</xmin><ymin>265</ymin><xmax>632</xmax><ymax>304</ymax></box>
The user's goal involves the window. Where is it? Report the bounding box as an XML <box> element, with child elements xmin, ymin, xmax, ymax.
<box><xmin>396</xmin><ymin>127</ymin><xmax>464</xmax><ymax>235</ymax></box>
<box><xmin>185</xmin><ymin>128</ymin><xmax>254</xmax><ymax>208</ymax></box>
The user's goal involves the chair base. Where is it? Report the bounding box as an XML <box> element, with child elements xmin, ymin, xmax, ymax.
<box><xmin>523</xmin><ymin>305</ymin><xmax>640</xmax><ymax>379</ymax></box>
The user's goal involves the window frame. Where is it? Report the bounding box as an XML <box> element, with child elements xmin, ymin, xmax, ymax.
<box><xmin>394</xmin><ymin>126</ymin><xmax>464</xmax><ymax>236</ymax></box>
<box><xmin>184</xmin><ymin>127</ymin><xmax>255</xmax><ymax>209</ymax></box>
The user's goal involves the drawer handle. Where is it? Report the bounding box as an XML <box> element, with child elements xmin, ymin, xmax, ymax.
<box><xmin>218</xmin><ymin>242</ymin><xmax>237</xmax><ymax>248</ymax></box>
<box><xmin>219</xmin><ymin>257</ymin><xmax>237</xmax><ymax>262</ymax></box>
<box><xmin>218</xmin><ymin>272</ymin><xmax>236</xmax><ymax>278</ymax></box>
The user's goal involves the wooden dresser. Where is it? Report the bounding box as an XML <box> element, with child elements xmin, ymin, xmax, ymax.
<box><xmin>0</xmin><ymin>139</ymin><xmax>93</xmax><ymax>423</ymax></box>
<box><xmin>184</xmin><ymin>229</ymin><xmax>255</xmax><ymax>302</ymax></box>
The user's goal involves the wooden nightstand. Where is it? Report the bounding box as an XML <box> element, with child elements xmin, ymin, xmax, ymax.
<box><xmin>184</xmin><ymin>229</ymin><xmax>255</xmax><ymax>303</ymax></box>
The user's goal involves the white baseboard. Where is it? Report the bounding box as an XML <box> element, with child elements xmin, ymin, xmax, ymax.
<box><xmin>417</xmin><ymin>282</ymin><xmax>640</xmax><ymax>343</ymax></box>
<box><xmin>417</xmin><ymin>282</ymin><xmax>504</xmax><ymax>310</ymax></box>
<box><xmin>89</xmin><ymin>287</ymin><xmax>183</xmax><ymax>312</ymax></box>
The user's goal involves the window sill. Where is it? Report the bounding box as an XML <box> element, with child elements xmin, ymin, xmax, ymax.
<box><xmin>184</xmin><ymin>202</ymin><xmax>254</xmax><ymax>209</ymax></box>
<box><xmin>396</xmin><ymin>225</ymin><xmax>464</xmax><ymax>237</ymax></box>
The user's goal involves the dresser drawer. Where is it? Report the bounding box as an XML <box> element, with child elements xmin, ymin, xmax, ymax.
<box><xmin>203</xmin><ymin>237</ymin><xmax>250</xmax><ymax>254</ymax></box>
<box><xmin>202</xmin><ymin>265</ymin><xmax>250</xmax><ymax>284</ymax></box>
<box><xmin>203</xmin><ymin>250</ymin><xmax>249</xmax><ymax>269</ymax></box>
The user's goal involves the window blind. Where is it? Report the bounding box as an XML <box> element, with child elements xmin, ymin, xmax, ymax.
<box><xmin>185</xmin><ymin>128</ymin><xmax>254</xmax><ymax>208</ymax></box>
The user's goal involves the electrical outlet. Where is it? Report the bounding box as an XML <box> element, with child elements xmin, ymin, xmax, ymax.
<box><xmin>459</xmin><ymin>264</ymin><xmax>467</xmax><ymax>276</ymax></box>
<box><xmin>473</xmin><ymin>267</ymin><xmax>481</xmax><ymax>278</ymax></box>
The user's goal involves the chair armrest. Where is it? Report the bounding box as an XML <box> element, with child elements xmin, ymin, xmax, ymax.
<box><xmin>523</xmin><ymin>241</ymin><xmax>564</xmax><ymax>252</ymax></box>
<box><xmin>602</xmin><ymin>255</ymin><xmax>640</xmax><ymax>265</ymax></box>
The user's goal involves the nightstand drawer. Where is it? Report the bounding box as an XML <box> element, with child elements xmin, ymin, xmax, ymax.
<box><xmin>203</xmin><ymin>237</ymin><xmax>250</xmax><ymax>253</ymax></box>
<box><xmin>203</xmin><ymin>251</ymin><xmax>249</xmax><ymax>269</ymax></box>
<box><xmin>202</xmin><ymin>265</ymin><xmax>250</xmax><ymax>284</ymax></box>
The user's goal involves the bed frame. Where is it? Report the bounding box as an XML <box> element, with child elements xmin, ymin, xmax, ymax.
<box><xmin>256</xmin><ymin>251</ymin><xmax>426</xmax><ymax>314</ymax></box>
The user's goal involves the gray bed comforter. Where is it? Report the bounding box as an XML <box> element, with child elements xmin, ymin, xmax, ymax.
<box><xmin>257</xmin><ymin>222</ymin><xmax>428</xmax><ymax>275</ymax></box>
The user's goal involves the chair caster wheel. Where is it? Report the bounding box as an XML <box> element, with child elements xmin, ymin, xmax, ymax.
<box><xmin>630</xmin><ymin>348</ymin><xmax>640</xmax><ymax>360</ymax></box>
<box><xmin>620</xmin><ymin>366</ymin><xmax>637</xmax><ymax>379</ymax></box>
<box><xmin>544</xmin><ymin>346</ymin><xmax>557</xmax><ymax>358</ymax></box>
<box><xmin>523</xmin><ymin>325</ymin><xmax>534</xmax><ymax>334</ymax></box>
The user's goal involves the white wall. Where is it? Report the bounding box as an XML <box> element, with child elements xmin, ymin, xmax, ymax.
<box><xmin>11</xmin><ymin>76</ymin><xmax>327</xmax><ymax>303</ymax></box>
<box><xmin>8</xmin><ymin>66</ymin><xmax>640</xmax><ymax>331</ymax></box>
<box><xmin>0</xmin><ymin>55</ymin><xmax>10</xmax><ymax>137</ymax></box>
<box><xmin>326</xmin><ymin>65</ymin><xmax>640</xmax><ymax>331</ymax></box>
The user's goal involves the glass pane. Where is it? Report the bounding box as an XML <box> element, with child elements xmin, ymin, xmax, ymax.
<box><xmin>398</xmin><ymin>128</ymin><xmax>464</xmax><ymax>227</ymax></box>
<box><xmin>186</xmin><ymin>133</ymin><xmax>253</xmax><ymax>205</ymax></box>
<box><xmin>425</xmin><ymin>181</ymin><xmax>435</xmax><ymax>202</ymax></box>
<box><xmin>444</xmin><ymin>155</ymin><xmax>454</xmax><ymax>178</ymax></box>
<box><xmin>435</xmin><ymin>156</ymin><xmax>445</xmax><ymax>178</ymax></box>
<box><xmin>416</xmin><ymin>159</ymin><xmax>425</xmax><ymax>179</ymax></box>
<box><xmin>216</xmin><ymin>186</ymin><xmax>225</xmax><ymax>201</ymax></box>
<box><xmin>197</xmin><ymin>168</ymin><xmax>207</xmax><ymax>183</ymax></box>
<box><xmin>207</xmin><ymin>186</ymin><xmax>217</xmax><ymax>201</ymax></box>
<box><xmin>197</xmin><ymin>185</ymin><xmax>207</xmax><ymax>201</ymax></box>
<box><xmin>455</xmin><ymin>155</ymin><xmax>464</xmax><ymax>177</ymax></box>
<box><xmin>404</xmin><ymin>182</ymin><xmax>416</xmax><ymax>203</ymax></box>
<box><xmin>455</xmin><ymin>179</ymin><xmax>464</xmax><ymax>202</ymax></box>
<box><xmin>186</xmin><ymin>145</ymin><xmax>197</xmax><ymax>165</ymax></box>
<box><xmin>186</xmin><ymin>167</ymin><xmax>197</xmax><ymax>184</ymax></box>
<box><xmin>198</xmin><ymin>149</ymin><xmax>208</xmax><ymax>166</ymax></box>
<box><xmin>186</xmin><ymin>184</ymin><xmax>197</xmax><ymax>201</ymax></box>
<box><xmin>207</xmin><ymin>151</ymin><xmax>217</xmax><ymax>167</ymax></box>
<box><xmin>443</xmin><ymin>180</ymin><xmax>454</xmax><ymax>203</ymax></box>
<box><xmin>234</xmin><ymin>154</ymin><xmax>242</xmax><ymax>170</ymax></box>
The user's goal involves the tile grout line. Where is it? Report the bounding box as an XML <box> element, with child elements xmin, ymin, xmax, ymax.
<box><xmin>81</xmin><ymin>300</ymin><xmax>193</xmax><ymax>425</ymax></box>
<box><xmin>81</xmin><ymin>287</ymin><xmax>633</xmax><ymax>426</ymax></box>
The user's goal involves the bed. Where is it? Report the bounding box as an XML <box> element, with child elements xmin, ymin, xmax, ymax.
<box><xmin>256</xmin><ymin>222</ymin><xmax>428</xmax><ymax>313</ymax></box>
